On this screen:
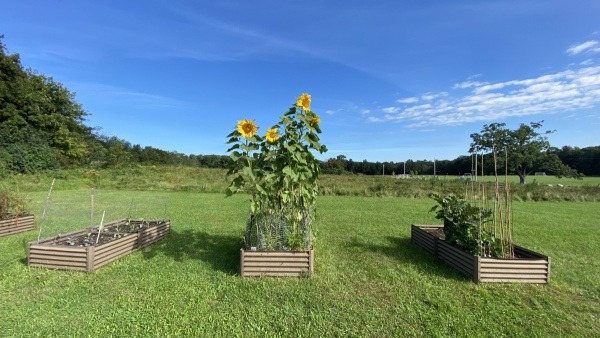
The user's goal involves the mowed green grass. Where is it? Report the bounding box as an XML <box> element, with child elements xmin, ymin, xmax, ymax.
<box><xmin>0</xmin><ymin>189</ymin><xmax>599</xmax><ymax>337</ymax></box>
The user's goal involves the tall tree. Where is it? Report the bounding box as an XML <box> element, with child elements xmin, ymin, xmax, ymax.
<box><xmin>470</xmin><ymin>121</ymin><xmax>579</xmax><ymax>184</ymax></box>
<box><xmin>1</xmin><ymin>35</ymin><xmax>92</xmax><ymax>170</ymax></box>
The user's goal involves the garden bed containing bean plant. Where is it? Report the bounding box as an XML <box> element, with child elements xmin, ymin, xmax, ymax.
<box><xmin>28</xmin><ymin>219</ymin><xmax>170</xmax><ymax>272</ymax></box>
<box><xmin>411</xmin><ymin>224</ymin><xmax>550</xmax><ymax>283</ymax></box>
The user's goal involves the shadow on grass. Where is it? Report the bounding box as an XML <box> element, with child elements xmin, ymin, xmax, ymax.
<box><xmin>141</xmin><ymin>229</ymin><xmax>242</xmax><ymax>275</ymax></box>
<box><xmin>349</xmin><ymin>236</ymin><xmax>467</xmax><ymax>281</ymax></box>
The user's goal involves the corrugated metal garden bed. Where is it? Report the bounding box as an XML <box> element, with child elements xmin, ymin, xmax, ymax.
<box><xmin>0</xmin><ymin>215</ymin><xmax>35</xmax><ymax>237</ymax></box>
<box><xmin>28</xmin><ymin>219</ymin><xmax>170</xmax><ymax>272</ymax></box>
<box><xmin>411</xmin><ymin>224</ymin><xmax>550</xmax><ymax>283</ymax></box>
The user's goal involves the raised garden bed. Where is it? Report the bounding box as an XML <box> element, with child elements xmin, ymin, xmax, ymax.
<box><xmin>0</xmin><ymin>215</ymin><xmax>35</xmax><ymax>237</ymax></box>
<box><xmin>28</xmin><ymin>219</ymin><xmax>170</xmax><ymax>272</ymax></box>
<box><xmin>411</xmin><ymin>224</ymin><xmax>550</xmax><ymax>284</ymax></box>
<box><xmin>240</xmin><ymin>249</ymin><xmax>314</xmax><ymax>277</ymax></box>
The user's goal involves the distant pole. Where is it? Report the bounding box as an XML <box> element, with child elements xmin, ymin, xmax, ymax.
<box><xmin>382</xmin><ymin>164</ymin><xmax>385</xmax><ymax>176</ymax></box>
<box><xmin>433</xmin><ymin>159</ymin><xmax>436</xmax><ymax>178</ymax></box>
<box><xmin>403</xmin><ymin>162</ymin><xmax>406</xmax><ymax>175</ymax></box>
<box><xmin>475</xmin><ymin>152</ymin><xmax>478</xmax><ymax>181</ymax></box>
<box><xmin>481</xmin><ymin>153</ymin><xmax>484</xmax><ymax>177</ymax></box>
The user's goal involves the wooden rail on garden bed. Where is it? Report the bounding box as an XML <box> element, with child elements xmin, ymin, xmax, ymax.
<box><xmin>411</xmin><ymin>224</ymin><xmax>550</xmax><ymax>284</ymax></box>
<box><xmin>240</xmin><ymin>249</ymin><xmax>314</xmax><ymax>277</ymax></box>
<box><xmin>28</xmin><ymin>219</ymin><xmax>170</xmax><ymax>272</ymax></box>
<box><xmin>0</xmin><ymin>215</ymin><xmax>35</xmax><ymax>237</ymax></box>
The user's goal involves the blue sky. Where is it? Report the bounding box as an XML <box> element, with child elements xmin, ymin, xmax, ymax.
<box><xmin>1</xmin><ymin>0</ymin><xmax>599</xmax><ymax>162</ymax></box>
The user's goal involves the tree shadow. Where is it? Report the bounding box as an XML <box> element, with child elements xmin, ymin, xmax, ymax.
<box><xmin>141</xmin><ymin>229</ymin><xmax>242</xmax><ymax>275</ymax></box>
<box><xmin>348</xmin><ymin>236</ymin><xmax>467</xmax><ymax>281</ymax></box>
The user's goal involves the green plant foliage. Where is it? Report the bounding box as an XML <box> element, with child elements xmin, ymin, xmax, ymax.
<box><xmin>226</xmin><ymin>94</ymin><xmax>327</xmax><ymax>250</ymax></box>
<box><xmin>429</xmin><ymin>193</ymin><xmax>502</xmax><ymax>256</ymax></box>
<box><xmin>470</xmin><ymin>121</ymin><xmax>581</xmax><ymax>184</ymax></box>
<box><xmin>0</xmin><ymin>187</ymin><xmax>29</xmax><ymax>218</ymax></box>
<box><xmin>0</xmin><ymin>125</ymin><xmax>59</xmax><ymax>173</ymax></box>
<box><xmin>1</xmin><ymin>35</ymin><xmax>91</xmax><ymax>171</ymax></box>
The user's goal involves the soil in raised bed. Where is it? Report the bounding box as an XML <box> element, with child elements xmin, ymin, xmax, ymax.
<box><xmin>46</xmin><ymin>220</ymin><xmax>160</xmax><ymax>247</ymax></box>
<box><xmin>51</xmin><ymin>231</ymin><xmax>133</xmax><ymax>247</ymax></box>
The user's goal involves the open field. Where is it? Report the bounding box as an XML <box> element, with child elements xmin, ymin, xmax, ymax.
<box><xmin>1</xmin><ymin>184</ymin><xmax>599</xmax><ymax>336</ymax></box>
<box><xmin>434</xmin><ymin>174</ymin><xmax>600</xmax><ymax>186</ymax></box>
<box><xmin>3</xmin><ymin>166</ymin><xmax>600</xmax><ymax>201</ymax></box>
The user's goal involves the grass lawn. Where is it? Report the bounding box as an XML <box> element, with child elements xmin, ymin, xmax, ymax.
<box><xmin>0</xmin><ymin>189</ymin><xmax>599</xmax><ymax>336</ymax></box>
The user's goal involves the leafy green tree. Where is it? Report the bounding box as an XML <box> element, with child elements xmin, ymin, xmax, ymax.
<box><xmin>470</xmin><ymin>121</ymin><xmax>579</xmax><ymax>184</ymax></box>
<box><xmin>1</xmin><ymin>35</ymin><xmax>92</xmax><ymax>171</ymax></box>
<box><xmin>557</xmin><ymin>145</ymin><xmax>600</xmax><ymax>176</ymax></box>
<box><xmin>321</xmin><ymin>155</ymin><xmax>347</xmax><ymax>174</ymax></box>
<box><xmin>0</xmin><ymin>124</ymin><xmax>59</xmax><ymax>173</ymax></box>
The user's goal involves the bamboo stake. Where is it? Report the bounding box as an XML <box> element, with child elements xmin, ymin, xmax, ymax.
<box><xmin>493</xmin><ymin>148</ymin><xmax>499</xmax><ymax>238</ymax></box>
<box><xmin>90</xmin><ymin>188</ymin><xmax>95</xmax><ymax>228</ymax></box>
<box><xmin>37</xmin><ymin>178</ymin><xmax>55</xmax><ymax>243</ymax></box>
<box><xmin>505</xmin><ymin>149</ymin><xmax>514</xmax><ymax>257</ymax></box>
<box><xmin>95</xmin><ymin>210</ymin><xmax>106</xmax><ymax>245</ymax></box>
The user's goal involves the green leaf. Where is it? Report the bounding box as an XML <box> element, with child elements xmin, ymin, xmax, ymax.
<box><xmin>243</xmin><ymin>166</ymin><xmax>255</xmax><ymax>180</ymax></box>
<box><xmin>226</xmin><ymin>144</ymin><xmax>240</xmax><ymax>152</ymax></box>
<box><xmin>255</xmin><ymin>183</ymin><xmax>267</xmax><ymax>195</ymax></box>
<box><xmin>229</xmin><ymin>151</ymin><xmax>242</xmax><ymax>161</ymax></box>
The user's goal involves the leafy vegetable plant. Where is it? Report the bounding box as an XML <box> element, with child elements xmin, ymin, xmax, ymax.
<box><xmin>430</xmin><ymin>193</ymin><xmax>503</xmax><ymax>257</ymax></box>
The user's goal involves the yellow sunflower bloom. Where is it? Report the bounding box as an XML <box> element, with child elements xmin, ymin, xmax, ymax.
<box><xmin>265</xmin><ymin>128</ymin><xmax>280</xmax><ymax>143</ymax></box>
<box><xmin>237</xmin><ymin>119</ymin><xmax>258</xmax><ymax>138</ymax></box>
<box><xmin>296</xmin><ymin>93</ymin><xmax>311</xmax><ymax>111</ymax></box>
<box><xmin>308</xmin><ymin>115</ymin><xmax>320</xmax><ymax>129</ymax></box>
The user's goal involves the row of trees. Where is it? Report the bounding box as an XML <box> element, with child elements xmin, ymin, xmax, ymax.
<box><xmin>321</xmin><ymin>124</ymin><xmax>597</xmax><ymax>184</ymax></box>
<box><xmin>1</xmin><ymin>36</ymin><xmax>597</xmax><ymax>181</ymax></box>
<box><xmin>320</xmin><ymin>146</ymin><xmax>596</xmax><ymax>179</ymax></box>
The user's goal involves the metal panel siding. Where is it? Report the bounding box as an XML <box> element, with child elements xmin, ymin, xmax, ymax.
<box><xmin>241</xmin><ymin>249</ymin><xmax>314</xmax><ymax>277</ymax></box>
<box><xmin>0</xmin><ymin>215</ymin><xmax>35</xmax><ymax>236</ymax></box>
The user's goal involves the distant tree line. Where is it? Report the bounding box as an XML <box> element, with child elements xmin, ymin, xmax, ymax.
<box><xmin>319</xmin><ymin>146</ymin><xmax>600</xmax><ymax>177</ymax></box>
<box><xmin>1</xmin><ymin>35</ymin><xmax>598</xmax><ymax>177</ymax></box>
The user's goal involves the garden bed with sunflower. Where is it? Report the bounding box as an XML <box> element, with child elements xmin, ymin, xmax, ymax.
<box><xmin>227</xmin><ymin>93</ymin><xmax>326</xmax><ymax>277</ymax></box>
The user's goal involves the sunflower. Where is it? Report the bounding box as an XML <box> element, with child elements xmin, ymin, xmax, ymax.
<box><xmin>308</xmin><ymin>115</ymin><xmax>320</xmax><ymax>129</ymax></box>
<box><xmin>296</xmin><ymin>93</ymin><xmax>311</xmax><ymax>111</ymax></box>
<box><xmin>265</xmin><ymin>128</ymin><xmax>280</xmax><ymax>143</ymax></box>
<box><xmin>237</xmin><ymin>119</ymin><xmax>258</xmax><ymax>138</ymax></box>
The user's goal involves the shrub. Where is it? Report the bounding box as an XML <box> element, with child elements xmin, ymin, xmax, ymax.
<box><xmin>0</xmin><ymin>187</ymin><xmax>29</xmax><ymax>219</ymax></box>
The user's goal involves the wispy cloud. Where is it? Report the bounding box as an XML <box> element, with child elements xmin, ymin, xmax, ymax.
<box><xmin>75</xmin><ymin>83</ymin><xmax>188</xmax><ymax>110</ymax></box>
<box><xmin>580</xmin><ymin>59</ymin><xmax>595</xmax><ymax>66</ymax></box>
<box><xmin>397</xmin><ymin>97</ymin><xmax>419</xmax><ymax>104</ymax></box>
<box><xmin>566</xmin><ymin>40</ymin><xmax>600</xmax><ymax>56</ymax></box>
<box><xmin>368</xmin><ymin>66</ymin><xmax>600</xmax><ymax>127</ymax></box>
<box><xmin>421</xmin><ymin>92</ymin><xmax>448</xmax><ymax>100</ymax></box>
<box><xmin>453</xmin><ymin>80</ymin><xmax>488</xmax><ymax>89</ymax></box>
